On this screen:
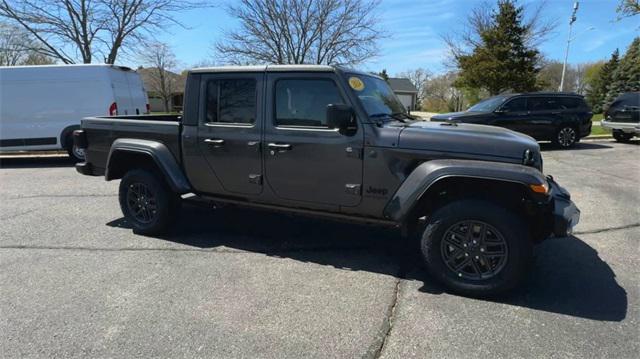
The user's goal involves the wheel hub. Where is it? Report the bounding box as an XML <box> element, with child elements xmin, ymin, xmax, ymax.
<box><xmin>126</xmin><ymin>183</ymin><xmax>157</xmax><ymax>224</ymax></box>
<box><xmin>441</xmin><ymin>220</ymin><xmax>509</xmax><ymax>280</ymax></box>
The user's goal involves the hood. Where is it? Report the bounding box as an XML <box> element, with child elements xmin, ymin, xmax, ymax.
<box><xmin>397</xmin><ymin>121</ymin><xmax>540</xmax><ymax>161</ymax></box>
<box><xmin>430</xmin><ymin>111</ymin><xmax>491</xmax><ymax>122</ymax></box>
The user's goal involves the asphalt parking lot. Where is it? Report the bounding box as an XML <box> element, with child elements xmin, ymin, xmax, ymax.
<box><xmin>1</xmin><ymin>139</ymin><xmax>638</xmax><ymax>358</ymax></box>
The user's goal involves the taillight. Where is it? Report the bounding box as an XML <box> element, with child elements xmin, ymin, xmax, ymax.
<box><xmin>109</xmin><ymin>102</ymin><xmax>118</xmax><ymax>116</ymax></box>
<box><xmin>145</xmin><ymin>103</ymin><xmax>150</xmax><ymax>114</ymax></box>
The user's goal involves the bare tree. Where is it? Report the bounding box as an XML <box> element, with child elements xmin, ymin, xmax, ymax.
<box><xmin>423</xmin><ymin>72</ymin><xmax>468</xmax><ymax>112</ymax></box>
<box><xmin>0</xmin><ymin>21</ymin><xmax>53</xmax><ymax>65</ymax></box>
<box><xmin>215</xmin><ymin>0</ymin><xmax>384</xmax><ymax>66</ymax></box>
<box><xmin>396</xmin><ymin>68</ymin><xmax>432</xmax><ymax>105</ymax></box>
<box><xmin>140</xmin><ymin>42</ymin><xmax>177</xmax><ymax>112</ymax></box>
<box><xmin>0</xmin><ymin>0</ymin><xmax>208</xmax><ymax>64</ymax></box>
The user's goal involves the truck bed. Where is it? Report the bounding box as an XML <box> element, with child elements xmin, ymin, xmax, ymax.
<box><xmin>81</xmin><ymin>115</ymin><xmax>182</xmax><ymax>173</ymax></box>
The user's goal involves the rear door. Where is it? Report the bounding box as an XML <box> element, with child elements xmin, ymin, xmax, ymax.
<box><xmin>263</xmin><ymin>72</ymin><xmax>364</xmax><ymax>208</ymax></box>
<box><xmin>110</xmin><ymin>69</ymin><xmax>135</xmax><ymax>115</ymax></box>
<box><xmin>196</xmin><ymin>72</ymin><xmax>263</xmax><ymax>195</ymax></box>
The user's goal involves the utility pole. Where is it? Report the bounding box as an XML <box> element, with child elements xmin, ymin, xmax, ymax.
<box><xmin>559</xmin><ymin>1</ymin><xmax>579</xmax><ymax>92</ymax></box>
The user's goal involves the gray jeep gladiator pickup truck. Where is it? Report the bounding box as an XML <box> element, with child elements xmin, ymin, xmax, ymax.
<box><xmin>74</xmin><ymin>65</ymin><xmax>580</xmax><ymax>297</ymax></box>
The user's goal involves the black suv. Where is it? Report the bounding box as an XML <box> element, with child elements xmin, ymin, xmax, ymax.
<box><xmin>431</xmin><ymin>93</ymin><xmax>593</xmax><ymax>148</ymax></box>
<box><xmin>602</xmin><ymin>92</ymin><xmax>640</xmax><ymax>142</ymax></box>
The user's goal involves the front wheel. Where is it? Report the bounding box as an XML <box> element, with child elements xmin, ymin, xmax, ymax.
<box><xmin>419</xmin><ymin>200</ymin><xmax>533</xmax><ymax>297</ymax></box>
<box><xmin>554</xmin><ymin>126</ymin><xmax>577</xmax><ymax>148</ymax></box>
<box><xmin>118</xmin><ymin>169</ymin><xmax>180</xmax><ymax>235</ymax></box>
<box><xmin>612</xmin><ymin>130</ymin><xmax>634</xmax><ymax>142</ymax></box>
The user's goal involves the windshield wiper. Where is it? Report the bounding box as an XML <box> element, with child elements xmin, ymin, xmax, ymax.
<box><xmin>369</xmin><ymin>112</ymin><xmax>409</xmax><ymax>122</ymax></box>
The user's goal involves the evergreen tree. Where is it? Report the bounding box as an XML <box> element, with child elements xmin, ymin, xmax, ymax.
<box><xmin>455</xmin><ymin>0</ymin><xmax>540</xmax><ymax>95</ymax></box>
<box><xmin>604</xmin><ymin>37</ymin><xmax>640</xmax><ymax>109</ymax></box>
<box><xmin>586</xmin><ymin>49</ymin><xmax>620</xmax><ymax>113</ymax></box>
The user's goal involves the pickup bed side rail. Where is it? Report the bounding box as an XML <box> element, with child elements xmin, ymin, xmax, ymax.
<box><xmin>384</xmin><ymin>159</ymin><xmax>548</xmax><ymax>222</ymax></box>
<box><xmin>106</xmin><ymin>138</ymin><xmax>191</xmax><ymax>194</ymax></box>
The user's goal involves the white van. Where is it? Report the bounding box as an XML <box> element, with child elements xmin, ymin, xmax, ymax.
<box><xmin>0</xmin><ymin>64</ymin><xmax>148</xmax><ymax>160</ymax></box>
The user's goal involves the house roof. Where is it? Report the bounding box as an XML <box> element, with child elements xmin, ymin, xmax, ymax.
<box><xmin>137</xmin><ymin>67</ymin><xmax>187</xmax><ymax>94</ymax></box>
<box><xmin>388</xmin><ymin>78</ymin><xmax>418</xmax><ymax>93</ymax></box>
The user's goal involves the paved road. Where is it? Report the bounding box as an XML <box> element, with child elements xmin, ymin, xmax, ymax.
<box><xmin>1</xmin><ymin>140</ymin><xmax>638</xmax><ymax>358</ymax></box>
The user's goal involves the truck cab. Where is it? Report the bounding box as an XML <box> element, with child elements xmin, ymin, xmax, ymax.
<box><xmin>74</xmin><ymin>65</ymin><xmax>580</xmax><ymax>297</ymax></box>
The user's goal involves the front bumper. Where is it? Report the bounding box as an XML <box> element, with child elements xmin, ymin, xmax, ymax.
<box><xmin>601</xmin><ymin>120</ymin><xmax>640</xmax><ymax>134</ymax></box>
<box><xmin>548</xmin><ymin>176</ymin><xmax>580</xmax><ymax>237</ymax></box>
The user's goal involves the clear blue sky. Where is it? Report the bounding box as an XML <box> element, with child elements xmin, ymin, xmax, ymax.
<box><xmin>148</xmin><ymin>0</ymin><xmax>639</xmax><ymax>76</ymax></box>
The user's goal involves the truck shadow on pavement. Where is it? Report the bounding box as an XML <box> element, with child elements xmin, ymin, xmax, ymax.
<box><xmin>0</xmin><ymin>156</ymin><xmax>74</xmax><ymax>168</ymax></box>
<box><xmin>108</xmin><ymin>202</ymin><xmax>627</xmax><ymax>322</ymax></box>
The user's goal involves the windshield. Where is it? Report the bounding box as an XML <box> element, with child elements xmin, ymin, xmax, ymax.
<box><xmin>468</xmin><ymin>96</ymin><xmax>508</xmax><ymax>112</ymax></box>
<box><xmin>346</xmin><ymin>73</ymin><xmax>406</xmax><ymax>117</ymax></box>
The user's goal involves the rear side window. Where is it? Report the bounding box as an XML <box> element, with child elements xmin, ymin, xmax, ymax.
<box><xmin>528</xmin><ymin>97</ymin><xmax>562</xmax><ymax>111</ymax></box>
<box><xmin>205</xmin><ymin>79</ymin><xmax>256</xmax><ymax>124</ymax></box>
<box><xmin>275</xmin><ymin>79</ymin><xmax>344</xmax><ymax>127</ymax></box>
<box><xmin>559</xmin><ymin>97</ymin><xmax>584</xmax><ymax>109</ymax></box>
<box><xmin>501</xmin><ymin>97</ymin><xmax>527</xmax><ymax>112</ymax></box>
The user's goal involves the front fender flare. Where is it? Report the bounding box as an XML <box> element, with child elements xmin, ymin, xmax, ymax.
<box><xmin>106</xmin><ymin>138</ymin><xmax>191</xmax><ymax>194</ymax></box>
<box><xmin>383</xmin><ymin>159</ymin><xmax>546</xmax><ymax>222</ymax></box>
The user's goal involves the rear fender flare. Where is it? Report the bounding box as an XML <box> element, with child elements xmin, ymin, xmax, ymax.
<box><xmin>106</xmin><ymin>138</ymin><xmax>191</xmax><ymax>194</ymax></box>
<box><xmin>383</xmin><ymin>159</ymin><xmax>546</xmax><ymax>222</ymax></box>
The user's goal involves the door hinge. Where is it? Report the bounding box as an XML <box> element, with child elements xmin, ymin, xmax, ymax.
<box><xmin>248</xmin><ymin>174</ymin><xmax>262</xmax><ymax>185</ymax></box>
<box><xmin>345</xmin><ymin>183</ymin><xmax>362</xmax><ymax>195</ymax></box>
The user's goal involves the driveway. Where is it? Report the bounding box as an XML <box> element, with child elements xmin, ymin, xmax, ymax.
<box><xmin>1</xmin><ymin>140</ymin><xmax>638</xmax><ymax>358</ymax></box>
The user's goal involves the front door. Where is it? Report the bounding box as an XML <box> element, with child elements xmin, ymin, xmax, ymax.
<box><xmin>491</xmin><ymin>97</ymin><xmax>531</xmax><ymax>136</ymax></box>
<box><xmin>197</xmin><ymin>73</ymin><xmax>263</xmax><ymax>195</ymax></box>
<box><xmin>263</xmin><ymin>73</ymin><xmax>364</xmax><ymax>208</ymax></box>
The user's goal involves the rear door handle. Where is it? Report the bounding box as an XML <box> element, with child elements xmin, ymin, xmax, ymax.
<box><xmin>267</xmin><ymin>143</ymin><xmax>292</xmax><ymax>152</ymax></box>
<box><xmin>204</xmin><ymin>138</ymin><xmax>225</xmax><ymax>146</ymax></box>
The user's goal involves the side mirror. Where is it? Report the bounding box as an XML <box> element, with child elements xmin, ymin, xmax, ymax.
<box><xmin>326</xmin><ymin>104</ymin><xmax>355</xmax><ymax>131</ymax></box>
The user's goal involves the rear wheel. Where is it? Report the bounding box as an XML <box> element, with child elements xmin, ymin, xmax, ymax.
<box><xmin>118</xmin><ymin>169</ymin><xmax>180</xmax><ymax>235</ymax></box>
<box><xmin>554</xmin><ymin>126</ymin><xmax>577</xmax><ymax>148</ymax></box>
<box><xmin>612</xmin><ymin>130</ymin><xmax>634</xmax><ymax>142</ymax></box>
<box><xmin>419</xmin><ymin>200</ymin><xmax>533</xmax><ymax>297</ymax></box>
<box><xmin>65</xmin><ymin>133</ymin><xmax>85</xmax><ymax>162</ymax></box>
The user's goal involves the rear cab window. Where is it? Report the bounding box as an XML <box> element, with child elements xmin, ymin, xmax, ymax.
<box><xmin>205</xmin><ymin>79</ymin><xmax>256</xmax><ymax>125</ymax></box>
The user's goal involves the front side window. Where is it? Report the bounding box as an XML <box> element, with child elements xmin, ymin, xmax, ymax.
<box><xmin>501</xmin><ymin>97</ymin><xmax>527</xmax><ymax>112</ymax></box>
<box><xmin>275</xmin><ymin>79</ymin><xmax>344</xmax><ymax>127</ymax></box>
<box><xmin>205</xmin><ymin>79</ymin><xmax>256</xmax><ymax>124</ymax></box>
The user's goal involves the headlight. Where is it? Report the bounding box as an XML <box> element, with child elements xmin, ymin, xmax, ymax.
<box><xmin>523</xmin><ymin>149</ymin><xmax>535</xmax><ymax>166</ymax></box>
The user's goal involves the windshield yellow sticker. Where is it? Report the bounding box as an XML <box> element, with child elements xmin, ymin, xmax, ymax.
<box><xmin>348</xmin><ymin>77</ymin><xmax>365</xmax><ymax>91</ymax></box>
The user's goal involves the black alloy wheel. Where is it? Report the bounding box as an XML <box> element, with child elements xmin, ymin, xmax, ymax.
<box><xmin>440</xmin><ymin>220</ymin><xmax>508</xmax><ymax>281</ymax></box>
<box><xmin>126</xmin><ymin>182</ymin><xmax>158</xmax><ymax>224</ymax></box>
<box><xmin>556</xmin><ymin>126</ymin><xmax>577</xmax><ymax>148</ymax></box>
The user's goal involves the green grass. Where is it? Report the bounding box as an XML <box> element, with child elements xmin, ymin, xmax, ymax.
<box><xmin>590</xmin><ymin>124</ymin><xmax>611</xmax><ymax>136</ymax></box>
<box><xmin>592</xmin><ymin>113</ymin><xmax>604</xmax><ymax>121</ymax></box>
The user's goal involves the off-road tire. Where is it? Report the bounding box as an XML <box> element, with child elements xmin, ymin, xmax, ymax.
<box><xmin>419</xmin><ymin>199</ymin><xmax>533</xmax><ymax>297</ymax></box>
<box><xmin>118</xmin><ymin>169</ymin><xmax>180</xmax><ymax>235</ymax></box>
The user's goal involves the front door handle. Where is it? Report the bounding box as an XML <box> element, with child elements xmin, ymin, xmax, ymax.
<box><xmin>205</xmin><ymin>138</ymin><xmax>225</xmax><ymax>144</ymax></box>
<box><xmin>267</xmin><ymin>143</ymin><xmax>291</xmax><ymax>150</ymax></box>
<box><xmin>267</xmin><ymin>143</ymin><xmax>292</xmax><ymax>153</ymax></box>
<box><xmin>204</xmin><ymin>138</ymin><xmax>225</xmax><ymax>147</ymax></box>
